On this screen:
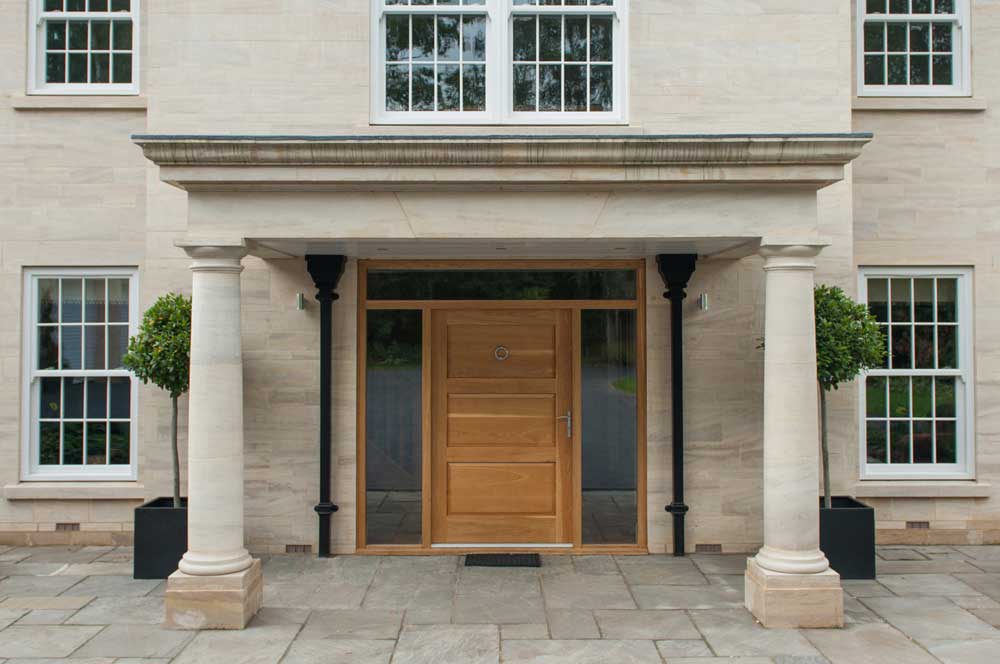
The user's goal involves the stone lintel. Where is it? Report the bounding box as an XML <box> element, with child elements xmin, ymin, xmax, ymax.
<box><xmin>165</xmin><ymin>558</ymin><xmax>262</xmax><ymax>630</ymax></box>
<box><xmin>744</xmin><ymin>557</ymin><xmax>843</xmax><ymax>629</ymax></box>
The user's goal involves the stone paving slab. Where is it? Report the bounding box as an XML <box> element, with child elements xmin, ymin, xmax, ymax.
<box><xmin>72</xmin><ymin>624</ymin><xmax>194</xmax><ymax>659</ymax></box>
<box><xmin>66</xmin><ymin>597</ymin><xmax>164</xmax><ymax>625</ymax></box>
<box><xmin>594</xmin><ymin>609</ymin><xmax>701</xmax><ymax>640</ymax></box>
<box><xmin>13</xmin><ymin>609</ymin><xmax>75</xmax><ymax>625</ymax></box>
<box><xmin>0</xmin><ymin>625</ymin><xmax>102</xmax><ymax>658</ymax></box>
<box><xmin>394</xmin><ymin>624</ymin><xmax>499</xmax><ymax>664</ymax></box>
<box><xmin>503</xmin><ymin>639</ymin><xmax>663</xmax><ymax>663</ymax></box>
<box><xmin>804</xmin><ymin>623</ymin><xmax>940</xmax><ymax>664</ymax></box>
<box><xmin>281</xmin><ymin>638</ymin><xmax>395</xmax><ymax>664</ymax></box>
<box><xmin>690</xmin><ymin>609</ymin><xmax>823</xmax><ymax>658</ymax></box>
<box><xmin>170</xmin><ymin>624</ymin><xmax>301</xmax><ymax>664</ymax></box>
<box><xmin>655</xmin><ymin>638</ymin><xmax>714</xmax><ymax>658</ymax></box>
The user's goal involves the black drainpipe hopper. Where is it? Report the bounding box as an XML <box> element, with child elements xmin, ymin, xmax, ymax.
<box><xmin>656</xmin><ymin>254</ymin><xmax>697</xmax><ymax>556</ymax></box>
<box><xmin>306</xmin><ymin>255</ymin><xmax>347</xmax><ymax>557</ymax></box>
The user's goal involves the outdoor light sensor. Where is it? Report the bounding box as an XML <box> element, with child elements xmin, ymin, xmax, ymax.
<box><xmin>296</xmin><ymin>293</ymin><xmax>305</xmax><ymax>311</ymax></box>
<box><xmin>697</xmin><ymin>293</ymin><xmax>709</xmax><ymax>311</ymax></box>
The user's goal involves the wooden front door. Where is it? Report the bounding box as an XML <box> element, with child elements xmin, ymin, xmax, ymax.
<box><xmin>431</xmin><ymin>308</ymin><xmax>573</xmax><ymax>544</ymax></box>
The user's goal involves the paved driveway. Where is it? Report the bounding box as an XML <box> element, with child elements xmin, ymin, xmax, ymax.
<box><xmin>0</xmin><ymin>544</ymin><xmax>999</xmax><ymax>663</ymax></box>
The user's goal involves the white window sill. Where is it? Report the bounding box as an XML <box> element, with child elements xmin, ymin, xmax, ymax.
<box><xmin>10</xmin><ymin>94</ymin><xmax>148</xmax><ymax>111</ymax></box>
<box><xmin>854</xmin><ymin>481</ymin><xmax>992</xmax><ymax>499</ymax></box>
<box><xmin>4</xmin><ymin>482</ymin><xmax>146</xmax><ymax>501</ymax></box>
<box><xmin>853</xmin><ymin>97</ymin><xmax>987</xmax><ymax>112</ymax></box>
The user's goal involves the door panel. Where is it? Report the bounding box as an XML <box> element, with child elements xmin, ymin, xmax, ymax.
<box><xmin>432</xmin><ymin>308</ymin><xmax>573</xmax><ymax>544</ymax></box>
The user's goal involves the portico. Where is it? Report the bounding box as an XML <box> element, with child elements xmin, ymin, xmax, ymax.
<box><xmin>135</xmin><ymin>133</ymin><xmax>868</xmax><ymax>629</ymax></box>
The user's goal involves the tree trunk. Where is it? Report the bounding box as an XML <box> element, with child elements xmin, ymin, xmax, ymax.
<box><xmin>820</xmin><ymin>385</ymin><xmax>832</xmax><ymax>510</ymax></box>
<box><xmin>171</xmin><ymin>395</ymin><xmax>181</xmax><ymax>508</ymax></box>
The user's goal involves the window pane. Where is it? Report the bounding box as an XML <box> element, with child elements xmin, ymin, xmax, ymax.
<box><xmin>367</xmin><ymin>269</ymin><xmax>637</xmax><ymax>300</ymax></box>
<box><xmin>910</xmin><ymin>22</ymin><xmax>930</xmax><ymax>52</ymax></box>
<box><xmin>463</xmin><ymin>64</ymin><xmax>486</xmax><ymax>111</ymax></box>
<box><xmin>590</xmin><ymin>16</ymin><xmax>612</xmax><ymax>61</ymax></box>
<box><xmin>45</xmin><ymin>0</ymin><xmax>64</xmax><ymax>10</ymax></box>
<box><xmin>910</xmin><ymin>54</ymin><xmax>929</xmax><ymax>84</ymax></box>
<box><xmin>564</xmin><ymin>16</ymin><xmax>587</xmax><ymax>62</ymax></box>
<box><xmin>913</xmin><ymin>0</ymin><xmax>931</xmax><ymax>12</ymax></box>
<box><xmin>386</xmin><ymin>65</ymin><xmax>410</xmax><ymax>111</ymax></box>
<box><xmin>932</xmin><ymin>22</ymin><xmax>952</xmax><ymax>52</ymax></box>
<box><xmin>889</xmin><ymin>377</ymin><xmax>910</xmax><ymax>417</ymax></box>
<box><xmin>890</xmin><ymin>421</ymin><xmax>910</xmax><ymax>463</ymax></box>
<box><xmin>867</xmin><ymin>420</ymin><xmax>887</xmax><ymax>463</ymax></box>
<box><xmin>582</xmin><ymin>309</ymin><xmax>637</xmax><ymax>545</ymax></box>
<box><xmin>366</xmin><ymin>310</ymin><xmax>422</xmax><ymax>545</ymax></box>
<box><xmin>62</xmin><ymin>279</ymin><xmax>83</xmax><ymax>323</ymax></box>
<box><xmin>936</xmin><ymin>420</ymin><xmax>956</xmax><ymax>463</ymax></box>
<box><xmin>866</xmin><ymin>376</ymin><xmax>887</xmax><ymax>417</ymax></box>
<box><xmin>62</xmin><ymin>325</ymin><xmax>82</xmax><ymax>370</ymax></box>
<box><xmin>914</xmin><ymin>325</ymin><xmax>934</xmax><ymax>368</ymax></box>
<box><xmin>913</xmin><ymin>278</ymin><xmax>934</xmax><ymax>322</ymax></box>
<box><xmin>891</xmin><ymin>325</ymin><xmax>911</xmax><ymax>369</ymax></box>
<box><xmin>69</xmin><ymin>53</ymin><xmax>88</xmax><ymax>82</ymax></box>
<box><xmin>412</xmin><ymin>64</ymin><xmax>435</xmax><ymax>110</ymax></box>
<box><xmin>40</xmin><ymin>422</ymin><xmax>60</xmax><ymax>465</ymax></box>
<box><xmin>107</xmin><ymin>324</ymin><xmax>128</xmax><ymax>369</ymax></box>
<box><xmin>46</xmin><ymin>53</ymin><xmax>66</xmax><ymax>83</ymax></box>
<box><xmin>590</xmin><ymin>64</ymin><xmax>612</xmax><ymax>111</ymax></box>
<box><xmin>867</xmin><ymin>278</ymin><xmax>889</xmax><ymax>322</ymax></box>
<box><xmin>864</xmin><ymin>22</ymin><xmax>884</xmax><ymax>52</ymax></box>
<box><xmin>912</xmin><ymin>376</ymin><xmax>932</xmax><ymax>417</ymax></box>
<box><xmin>913</xmin><ymin>421</ymin><xmax>933</xmax><ymax>462</ymax></box>
<box><xmin>112</xmin><ymin>20</ymin><xmax>132</xmax><ymax>50</ymax></box>
<box><xmin>540</xmin><ymin>16</ymin><xmax>561</xmax><ymax>61</ymax></box>
<box><xmin>933</xmin><ymin>54</ymin><xmax>953</xmax><ymax>85</ymax></box>
<box><xmin>39</xmin><ymin>279</ymin><xmax>59</xmax><ymax>324</ymax></box>
<box><xmin>90</xmin><ymin>0</ymin><xmax>109</xmax><ymax>10</ymax></box>
<box><xmin>41</xmin><ymin>378</ymin><xmax>61</xmax><ymax>419</ymax></box>
<box><xmin>109</xmin><ymin>422</ymin><xmax>129</xmax><ymax>464</ymax></box>
<box><xmin>112</xmin><ymin>53</ymin><xmax>131</xmax><ymax>83</ymax></box>
<box><xmin>889</xmin><ymin>0</ymin><xmax>908</xmax><ymax>12</ymax></box>
<box><xmin>890</xmin><ymin>278</ymin><xmax>911</xmax><ymax>322</ymax></box>
<box><xmin>938</xmin><ymin>325</ymin><xmax>957</xmax><ymax>368</ymax></box>
<box><xmin>385</xmin><ymin>15</ymin><xmax>409</xmax><ymax>60</ymax></box>
<box><xmin>867</xmin><ymin>0</ymin><xmax>887</xmax><ymax>12</ymax></box>
<box><xmin>107</xmin><ymin>278</ymin><xmax>129</xmax><ymax>322</ymax></box>
<box><xmin>887</xmin><ymin>23</ymin><xmax>907</xmax><ymax>51</ymax></box>
<box><xmin>87</xmin><ymin>422</ymin><xmax>108</xmax><ymax>465</ymax></box>
<box><xmin>462</xmin><ymin>15</ymin><xmax>486</xmax><ymax>61</ymax></box>
<box><xmin>864</xmin><ymin>55</ymin><xmax>885</xmax><ymax>85</ymax></box>
<box><xmin>90</xmin><ymin>51</ymin><xmax>111</xmax><ymax>82</ymax></box>
<box><xmin>91</xmin><ymin>20</ymin><xmax>110</xmax><ymax>50</ymax></box>
<box><xmin>412</xmin><ymin>15</ymin><xmax>434</xmax><ymax>61</ymax></box>
<box><xmin>111</xmin><ymin>0</ymin><xmax>130</xmax><ymax>10</ymax></box>
<box><xmin>936</xmin><ymin>278</ymin><xmax>957</xmax><ymax>322</ymax></box>
<box><xmin>87</xmin><ymin>377</ymin><xmax>108</xmax><ymax>419</ymax></box>
<box><xmin>437</xmin><ymin>64</ymin><xmax>460</xmax><ymax>111</ymax></box>
<box><xmin>67</xmin><ymin>0</ymin><xmax>85</xmax><ymax>11</ymax></box>
<box><xmin>564</xmin><ymin>64</ymin><xmax>586</xmax><ymax>111</ymax></box>
<box><xmin>68</xmin><ymin>21</ymin><xmax>88</xmax><ymax>49</ymax></box>
<box><xmin>84</xmin><ymin>325</ymin><xmax>106</xmax><ymax>370</ymax></box>
<box><xmin>935</xmin><ymin>377</ymin><xmax>955</xmax><ymax>417</ymax></box>
<box><xmin>38</xmin><ymin>327</ymin><xmax>59</xmax><ymax>370</ymax></box>
<box><xmin>84</xmin><ymin>279</ymin><xmax>105</xmax><ymax>323</ymax></box>
<box><xmin>109</xmin><ymin>377</ymin><xmax>130</xmax><ymax>418</ymax></box>
<box><xmin>65</xmin><ymin>377</ymin><xmax>84</xmax><ymax>418</ymax></box>
<box><xmin>437</xmin><ymin>15</ymin><xmax>459</xmax><ymax>61</ymax></box>
<box><xmin>935</xmin><ymin>0</ymin><xmax>954</xmax><ymax>13</ymax></box>
<box><xmin>539</xmin><ymin>64</ymin><xmax>561</xmax><ymax>111</ymax></box>
<box><xmin>513</xmin><ymin>64</ymin><xmax>536</xmax><ymax>111</ymax></box>
<box><xmin>63</xmin><ymin>422</ymin><xmax>83</xmax><ymax>464</ymax></box>
<box><xmin>888</xmin><ymin>54</ymin><xmax>907</xmax><ymax>84</ymax></box>
<box><xmin>513</xmin><ymin>16</ymin><xmax>536</xmax><ymax>61</ymax></box>
<box><xmin>47</xmin><ymin>21</ymin><xmax>67</xmax><ymax>49</ymax></box>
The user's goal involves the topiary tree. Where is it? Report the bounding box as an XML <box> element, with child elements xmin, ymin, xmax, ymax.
<box><xmin>815</xmin><ymin>285</ymin><xmax>886</xmax><ymax>509</ymax></box>
<box><xmin>123</xmin><ymin>293</ymin><xmax>192</xmax><ymax>508</ymax></box>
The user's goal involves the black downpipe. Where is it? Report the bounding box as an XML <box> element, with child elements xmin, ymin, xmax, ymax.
<box><xmin>306</xmin><ymin>255</ymin><xmax>347</xmax><ymax>557</ymax></box>
<box><xmin>656</xmin><ymin>254</ymin><xmax>697</xmax><ymax>556</ymax></box>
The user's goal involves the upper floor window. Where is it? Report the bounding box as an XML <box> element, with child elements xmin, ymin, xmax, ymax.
<box><xmin>858</xmin><ymin>0</ymin><xmax>970</xmax><ymax>97</ymax></box>
<box><xmin>22</xmin><ymin>269</ymin><xmax>139</xmax><ymax>480</ymax></box>
<box><xmin>29</xmin><ymin>0</ymin><xmax>139</xmax><ymax>95</ymax></box>
<box><xmin>859</xmin><ymin>268</ymin><xmax>974</xmax><ymax>480</ymax></box>
<box><xmin>370</xmin><ymin>0</ymin><xmax>627</xmax><ymax>124</ymax></box>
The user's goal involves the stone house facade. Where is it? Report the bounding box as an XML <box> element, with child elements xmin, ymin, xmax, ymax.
<box><xmin>0</xmin><ymin>0</ymin><xmax>996</xmax><ymax>628</ymax></box>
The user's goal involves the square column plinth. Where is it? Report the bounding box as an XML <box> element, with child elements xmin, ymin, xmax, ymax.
<box><xmin>165</xmin><ymin>558</ymin><xmax>262</xmax><ymax>630</ymax></box>
<box><xmin>745</xmin><ymin>558</ymin><xmax>843</xmax><ymax>629</ymax></box>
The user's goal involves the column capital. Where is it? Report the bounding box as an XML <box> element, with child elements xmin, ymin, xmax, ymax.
<box><xmin>177</xmin><ymin>242</ymin><xmax>248</xmax><ymax>273</ymax></box>
<box><xmin>759</xmin><ymin>242</ymin><xmax>828</xmax><ymax>272</ymax></box>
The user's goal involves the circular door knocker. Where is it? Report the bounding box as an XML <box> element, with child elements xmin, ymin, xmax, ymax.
<box><xmin>494</xmin><ymin>345</ymin><xmax>511</xmax><ymax>361</ymax></box>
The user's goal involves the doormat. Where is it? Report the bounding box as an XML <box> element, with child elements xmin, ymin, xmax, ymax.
<box><xmin>464</xmin><ymin>553</ymin><xmax>541</xmax><ymax>568</ymax></box>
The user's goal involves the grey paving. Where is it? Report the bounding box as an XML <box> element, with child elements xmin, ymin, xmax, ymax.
<box><xmin>0</xmin><ymin>545</ymin><xmax>995</xmax><ymax>662</ymax></box>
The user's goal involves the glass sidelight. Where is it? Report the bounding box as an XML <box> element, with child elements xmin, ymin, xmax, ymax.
<box><xmin>581</xmin><ymin>309</ymin><xmax>637</xmax><ymax>544</ymax></box>
<box><xmin>365</xmin><ymin>310</ymin><xmax>423</xmax><ymax>545</ymax></box>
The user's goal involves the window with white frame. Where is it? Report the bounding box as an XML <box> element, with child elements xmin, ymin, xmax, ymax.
<box><xmin>23</xmin><ymin>269</ymin><xmax>139</xmax><ymax>480</ymax></box>
<box><xmin>371</xmin><ymin>0</ymin><xmax>626</xmax><ymax>124</ymax></box>
<box><xmin>28</xmin><ymin>0</ymin><xmax>139</xmax><ymax>95</ymax></box>
<box><xmin>858</xmin><ymin>0</ymin><xmax>970</xmax><ymax>97</ymax></box>
<box><xmin>859</xmin><ymin>268</ymin><xmax>974</xmax><ymax>479</ymax></box>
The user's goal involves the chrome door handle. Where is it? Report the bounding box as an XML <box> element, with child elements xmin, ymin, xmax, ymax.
<box><xmin>556</xmin><ymin>410</ymin><xmax>572</xmax><ymax>438</ymax></box>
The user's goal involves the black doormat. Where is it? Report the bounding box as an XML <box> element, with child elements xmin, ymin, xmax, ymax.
<box><xmin>464</xmin><ymin>553</ymin><xmax>541</xmax><ymax>568</ymax></box>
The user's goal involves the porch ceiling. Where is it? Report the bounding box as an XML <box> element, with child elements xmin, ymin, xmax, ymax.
<box><xmin>132</xmin><ymin>133</ymin><xmax>872</xmax><ymax>191</ymax></box>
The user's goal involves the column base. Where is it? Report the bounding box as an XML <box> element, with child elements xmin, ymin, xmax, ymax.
<box><xmin>744</xmin><ymin>557</ymin><xmax>843</xmax><ymax>629</ymax></box>
<box><xmin>164</xmin><ymin>558</ymin><xmax>262</xmax><ymax>630</ymax></box>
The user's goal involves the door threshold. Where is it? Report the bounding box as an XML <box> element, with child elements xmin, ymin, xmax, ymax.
<box><xmin>431</xmin><ymin>543</ymin><xmax>573</xmax><ymax>549</ymax></box>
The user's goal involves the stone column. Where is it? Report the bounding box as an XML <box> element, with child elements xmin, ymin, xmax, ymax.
<box><xmin>165</xmin><ymin>243</ymin><xmax>262</xmax><ymax>630</ymax></box>
<box><xmin>745</xmin><ymin>243</ymin><xmax>843</xmax><ymax>629</ymax></box>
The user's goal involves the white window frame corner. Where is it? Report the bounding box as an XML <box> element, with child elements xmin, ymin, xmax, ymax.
<box><xmin>27</xmin><ymin>0</ymin><xmax>141</xmax><ymax>96</ymax></box>
<box><xmin>21</xmin><ymin>267</ymin><xmax>141</xmax><ymax>482</ymax></box>
<box><xmin>369</xmin><ymin>0</ymin><xmax>628</xmax><ymax>125</ymax></box>
<box><xmin>857</xmin><ymin>266</ymin><xmax>975</xmax><ymax>481</ymax></box>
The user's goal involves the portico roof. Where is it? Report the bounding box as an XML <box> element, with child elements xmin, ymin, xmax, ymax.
<box><xmin>132</xmin><ymin>133</ymin><xmax>872</xmax><ymax>191</ymax></box>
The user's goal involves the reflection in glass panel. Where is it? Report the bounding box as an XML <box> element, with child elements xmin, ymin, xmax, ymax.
<box><xmin>40</xmin><ymin>421</ymin><xmax>60</xmax><ymax>465</ymax></box>
<box><xmin>867</xmin><ymin>278</ymin><xmax>888</xmax><ymax>322</ymax></box>
<box><xmin>109</xmin><ymin>421</ymin><xmax>129</xmax><ymax>464</ymax></box>
<box><xmin>366</xmin><ymin>310</ymin><xmax>423</xmax><ymax>545</ymax></box>
<box><xmin>64</xmin><ymin>422</ymin><xmax>83</xmax><ymax>464</ymax></box>
<box><xmin>368</xmin><ymin>270</ymin><xmax>637</xmax><ymax>300</ymax></box>
<box><xmin>867</xmin><ymin>420</ymin><xmax>887</xmax><ymax>463</ymax></box>
<box><xmin>866</xmin><ymin>376</ymin><xmax>887</xmax><ymax>417</ymax></box>
<box><xmin>581</xmin><ymin>309</ymin><xmax>637</xmax><ymax>545</ymax></box>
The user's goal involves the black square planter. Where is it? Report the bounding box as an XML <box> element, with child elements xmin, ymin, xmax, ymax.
<box><xmin>819</xmin><ymin>495</ymin><xmax>876</xmax><ymax>580</ymax></box>
<box><xmin>134</xmin><ymin>497</ymin><xmax>187</xmax><ymax>580</ymax></box>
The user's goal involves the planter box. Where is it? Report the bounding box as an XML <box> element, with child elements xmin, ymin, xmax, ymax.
<box><xmin>134</xmin><ymin>497</ymin><xmax>187</xmax><ymax>580</ymax></box>
<box><xmin>819</xmin><ymin>495</ymin><xmax>876</xmax><ymax>580</ymax></box>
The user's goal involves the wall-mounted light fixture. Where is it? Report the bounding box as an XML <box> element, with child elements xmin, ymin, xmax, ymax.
<box><xmin>697</xmin><ymin>293</ymin><xmax>709</xmax><ymax>311</ymax></box>
<box><xmin>296</xmin><ymin>293</ymin><xmax>305</xmax><ymax>311</ymax></box>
